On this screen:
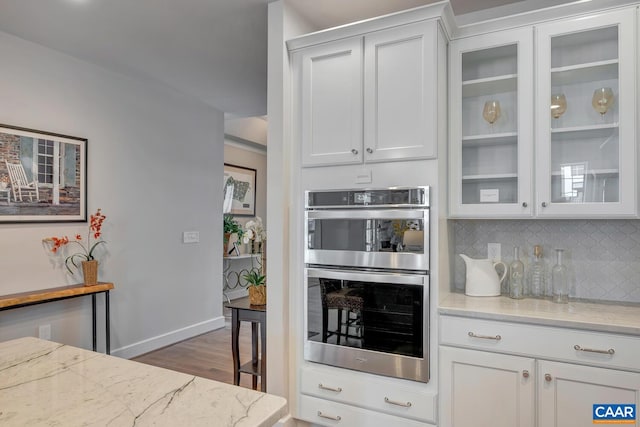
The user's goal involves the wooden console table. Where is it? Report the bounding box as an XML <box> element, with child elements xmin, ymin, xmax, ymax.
<box><xmin>225</xmin><ymin>296</ymin><xmax>266</xmax><ymax>391</ymax></box>
<box><xmin>0</xmin><ymin>282</ymin><xmax>114</xmax><ymax>354</ymax></box>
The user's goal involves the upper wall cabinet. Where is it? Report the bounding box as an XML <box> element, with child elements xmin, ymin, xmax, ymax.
<box><xmin>535</xmin><ymin>9</ymin><xmax>637</xmax><ymax>217</ymax></box>
<box><xmin>449</xmin><ymin>28</ymin><xmax>534</xmax><ymax>217</ymax></box>
<box><xmin>293</xmin><ymin>20</ymin><xmax>440</xmax><ymax>167</ymax></box>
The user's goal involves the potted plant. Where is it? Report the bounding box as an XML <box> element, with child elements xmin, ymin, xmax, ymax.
<box><xmin>223</xmin><ymin>215</ymin><xmax>243</xmax><ymax>256</ymax></box>
<box><xmin>243</xmin><ymin>270</ymin><xmax>266</xmax><ymax>305</ymax></box>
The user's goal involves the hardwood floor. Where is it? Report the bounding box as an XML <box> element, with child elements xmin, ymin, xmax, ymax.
<box><xmin>132</xmin><ymin>307</ymin><xmax>262</xmax><ymax>390</ymax></box>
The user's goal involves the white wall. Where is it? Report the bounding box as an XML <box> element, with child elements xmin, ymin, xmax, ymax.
<box><xmin>0</xmin><ymin>31</ymin><xmax>226</xmax><ymax>358</ymax></box>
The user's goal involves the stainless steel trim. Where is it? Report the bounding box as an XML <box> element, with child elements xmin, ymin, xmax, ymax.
<box><xmin>468</xmin><ymin>332</ymin><xmax>502</xmax><ymax>341</ymax></box>
<box><xmin>317</xmin><ymin>411</ymin><xmax>341</xmax><ymax>421</ymax></box>
<box><xmin>306</xmin><ymin>267</ymin><xmax>425</xmax><ymax>285</ymax></box>
<box><xmin>307</xmin><ymin>209</ymin><xmax>425</xmax><ymax>220</ymax></box>
<box><xmin>384</xmin><ymin>397</ymin><xmax>412</xmax><ymax>408</ymax></box>
<box><xmin>305</xmin><ymin>186</ymin><xmax>430</xmax><ymax>209</ymax></box>
<box><xmin>318</xmin><ymin>383</ymin><xmax>342</xmax><ymax>393</ymax></box>
<box><xmin>574</xmin><ymin>344</ymin><xmax>615</xmax><ymax>355</ymax></box>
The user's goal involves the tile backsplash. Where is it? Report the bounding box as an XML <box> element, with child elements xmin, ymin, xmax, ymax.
<box><xmin>451</xmin><ymin>219</ymin><xmax>640</xmax><ymax>304</ymax></box>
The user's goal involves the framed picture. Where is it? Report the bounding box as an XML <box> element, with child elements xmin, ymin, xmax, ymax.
<box><xmin>223</xmin><ymin>163</ymin><xmax>256</xmax><ymax>216</ymax></box>
<box><xmin>0</xmin><ymin>124</ymin><xmax>87</xmax><ymax>223</ymax></box>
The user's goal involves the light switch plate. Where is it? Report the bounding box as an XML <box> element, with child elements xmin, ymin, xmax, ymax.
<box><xmin>183</xmin><ymin>231</ymin><xmax>200</xmax><ymax>244</ymax></box>
<box><xmin>355</xmin><ymin>169</ymin><xmax>372</xmax><ymax>184</ymax></box>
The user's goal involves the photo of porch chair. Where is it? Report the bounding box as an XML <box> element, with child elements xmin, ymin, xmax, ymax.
<box><xmin>5</xmin><ymin>160</ymin><xmax>39</xmax><ymax>202</ymax></box>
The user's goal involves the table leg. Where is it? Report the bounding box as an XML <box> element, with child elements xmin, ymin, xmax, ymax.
<box><xmin>231</xmin><ymin>308</ymin><xmax>240</xmax><ymax>386</ymax></box>
<box><xmin>92</xmin><ymin>294</ymin><xmax>97</xmax><ymax>352</ymax></box>
<box><xmin>105</xmin><ymin>291</ymin><xmax>111</xmax><ymax>355</ymax></box>
<box><xmin>251</xmin><ymin>322</ymin><xmax>258</xmax><ymax>390</ymax></box>
<box><xmin>260</xmin><ymin>315</ymin><xmax>267</xmax><ymax>392</ymax></box>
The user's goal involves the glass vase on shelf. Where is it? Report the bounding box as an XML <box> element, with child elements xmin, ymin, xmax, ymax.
<box><xmin>528</xmin><ymin>245</ymin><xmax>547</xmax><ymax>298</ymax></box>
<box><xmin>509</xmin><ymin>246</ymin><xmax>525</xmax><ymax>300</ymax></box>
<box><xmin>552</xmin><ymin>249</ymin><xmax>569</xmax><ymax>304</ymax></box>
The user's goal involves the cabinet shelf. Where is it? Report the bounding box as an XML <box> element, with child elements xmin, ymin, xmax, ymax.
<box><xmin>462</xmin><ymin>74</ymin><xmax>517</xmax><ymax>98</ymax></box>
<box><xmin>551</xmin><ymin>59</ymin><xmax>618</xmax><ymax>85</ymax></box>
<box><xmin>462</xmin><ymin>173</ymin><xmax>517</xmax><ymax>181</ymax></box>
<box><xmin>551</xmin><ymin>168</ymin><xmax>618</xmax><ymax>177</ymax></box>
<box><xmin>462</xmin><ymin>132</ymin><xmax>517</xmax><ymax>147</ymax></box>
<box><xmin>551</xmin><ymin>123</ymin><xmax>618</xmax><ymax>141</ymax></box>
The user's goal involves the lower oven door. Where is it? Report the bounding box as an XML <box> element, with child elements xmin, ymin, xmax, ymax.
<box><xmin>304</xmin><ymin>267</ymin><xmax>429</xmax><ymax>383</ymax></box>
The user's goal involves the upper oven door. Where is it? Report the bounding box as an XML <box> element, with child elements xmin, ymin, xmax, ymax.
<box><xmin>305</xmin><ymin>209</ymin><xmax>429</xmax><ymax>272</ymax></box>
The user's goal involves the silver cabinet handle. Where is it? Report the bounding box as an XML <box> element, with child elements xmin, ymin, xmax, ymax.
<box><xmin>317</xmin><ymin>411</ymin><xmax>341</xmax><ymax>421</ymax></box>
<box><xmin>468</xmin><ymin>331</ymin><xmax>502</xmax><ymax>341</ymax></box>
<box><xmin>318</xmin><ymin>383</ymin><xmax>342</xmax><ymax>393</ymax></box>
<box><xmin>351</xmin><ymin>149</ymin><xmax>358</xmax><ymax>155</ymax></box>
<box><xmin>385</xmin><ymin>397</ymin><xmax>412</xmax><ymax>408</ymax></box>
<box><xmin>545</xmin><ymin>373</ymin><xmax>552</xmax><ymax>382</ymax></box>
<box><xmin>522</xmin><ymin>370</ymin><xmax>530</xmax><ymax>378</ymax></box>
<box><xmin>522</xmin><ymin>202</ymin><xmax>528</xmax><ymax>208</ymax></box>
<box><xmin>574</xmin><ymin>345</ymin><xmax>615</xmax><ymax>355</ymax></box>
<box><xmin>541</xmin><ymin>202</ymin><xmax>548</xmax><ymax>207</ymax></box>
<box><xmin>366</xmin><ymin>147</ymin><xmax>373</xmax><ymax>154</ymax></box>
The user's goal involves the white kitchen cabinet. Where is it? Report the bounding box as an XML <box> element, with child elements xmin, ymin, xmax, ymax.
<box><xmin>440</xmin><ymin>346</ymin><xmax>535</xmax><ymax>427</ymax></box>
<box><xmin>294</xmin><ymin>20</ymin><xmax>441</xmax><ymax>167</ymax></box>
<box><xmin>535</xmin><ymin>9</ymin><xmax>637</xmax><ymax>217</ymax></box>
<box><xmin>440</xmin><ymin>314</ymin><xmax>640</xmax><ymax>427</ymax></box>
<box><xmin>538</xmin><ymin>360</ymin><xmax>640</xmax><ymax>427</ymax></box>
<box><xmin>449</xmin><ymin>27</ymin><xmax>534</xmax><ymax>217</ymax></box>
<box><xmin>450</xmin><ymin>7</ymin><xmax>637</xmax><ymax>218</ymax></box>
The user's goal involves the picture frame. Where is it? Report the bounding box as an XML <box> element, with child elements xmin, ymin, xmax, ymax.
<box><xmin>223</xmin><ymin>163</ymin><xmax>256</xmax><ymax>216</ymax></box>
<box><xmin>0</xmin><ymin>124</ymin><xmax>87</xmax><ymax>223</ymax></box>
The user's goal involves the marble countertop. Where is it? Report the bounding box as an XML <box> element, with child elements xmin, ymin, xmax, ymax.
<box><xmin>0</xmin><ymin>337</ymin><xmax>287</xmax><ymax>426</ymax></box>
<box><xmin>439</xmin><ymin>293</ymin><xmax>640</xmax><ymax>336</ymax></box>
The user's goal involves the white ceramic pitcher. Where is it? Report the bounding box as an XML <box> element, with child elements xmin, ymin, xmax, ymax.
<box><xmin>459</xmin><ymin>254</ymin><xmax>507</xmax><ymax>297</ymax></box>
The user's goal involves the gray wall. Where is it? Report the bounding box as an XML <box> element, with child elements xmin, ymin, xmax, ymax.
<box><xmin>0</xmin><ymin>30</ymin><xmax>226</xmax><ymax>358</ymax></box>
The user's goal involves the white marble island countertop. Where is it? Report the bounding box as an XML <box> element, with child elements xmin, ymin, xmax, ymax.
<box><xmin>0</xmin><ymin>337</ymin><xmax>286</xmax><ymax>426</ymax></box>
<box><xmin>439</xmin><ymin>293</ymin><xmax>640</xmax><ymax>336</ymax></box>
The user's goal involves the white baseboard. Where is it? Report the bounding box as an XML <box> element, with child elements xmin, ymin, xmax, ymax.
<box><xmin>112</xmin><ymin>316</ymin><xmax>226</xmax><ymax>359</ymax></box>
<box><xmin>274</xmin><ymin>414</ymin><xmax>299</xmax><ymax>427</ymax></box>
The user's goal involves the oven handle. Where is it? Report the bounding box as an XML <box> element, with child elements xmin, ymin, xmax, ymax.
<box><xmin>306</xmin><ymin>209</ymin><xmax>427</xmax><ymax>220</ymax></box>
<box><xmin>306</xmin><ymin>267</ymin><xmax>425</xmax><ymax>286</ymax></box>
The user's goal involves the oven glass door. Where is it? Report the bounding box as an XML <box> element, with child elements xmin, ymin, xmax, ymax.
<box><xmin>305</xmin><ymin>209</ymin><xmax>429</xmax><ymax>271</ymax></box>
<box><xmin>306</xmin><ymin>268</ymin><xmax>426</xmax><ymax>359</ymax></box>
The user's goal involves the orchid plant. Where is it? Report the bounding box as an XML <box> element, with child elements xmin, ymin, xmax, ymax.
<box><xmin>43</xmin><ymin>209</ymin><xmax>107</xmax><ymax>274</ymax></box>
<box><xmin>242</xmin><ymin>216</ymin><xmax>266</xmax><ymax>244</ymax></box>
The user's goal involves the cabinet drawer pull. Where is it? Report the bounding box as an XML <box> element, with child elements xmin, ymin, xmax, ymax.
<box><xmin>351</xmin><ymin>149</ymin><xmax>358</xmax><ymax>155</ymax></box>
<box><xmin>522</xmin><ymin>370</ymin><xmax>530</xmax><ymax>378</ymax></box>
<box><xmin>385</xmin><ymin>397</ymin><xmax>412</xmax><ymax>408</ymax></box>
<box><xmin>545</xmin><ymin>373</ymin><xmax>552</xmax><ymax>382</ymax></box>
<box><xmin>522</xmin><ymin>202</ymin><xmax>528</xmax><ymax>208</ymax></box>
<box><xmin>468</xmin><ymin>332</ymin><xmax>502</xmax><ymax>341</ymax></box>
<box><xmin>541</xmin><ymin>202</ymin><xmax>548</xmax><ymax>207</ymax></box>
<box><xmin>366</xmin><ymin>147</ymin><xmax>373</xmax><ymax>154</ymax></box>
<box><xmin>318</xmin><ymin>383</ymin><xmax>343</xmax><ymax>393</ymax></box>
<box><xmin>574</xmin><ymin>345</ymin><xmax>615</xmax><ymax>355</ymax></box>
<box><xmin>317</xmin><ymin>411</ymin><xmax>341</xmax><ymax>421</ymax></box>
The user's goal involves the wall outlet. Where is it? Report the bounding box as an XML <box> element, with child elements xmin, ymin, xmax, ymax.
<box><xmin>183</xmin><ymin>231</ymin><xmax>200</xmax><ymax>244</ymax></box>
<box><xmin>38</xmin><ymin>324</ymin><xmax>51</xmax><ymax>340</ymax></box>
<box><xmin>488</xmin><ymin>243</ymin><xmax>501</xmax><ymax>261</ymax></box>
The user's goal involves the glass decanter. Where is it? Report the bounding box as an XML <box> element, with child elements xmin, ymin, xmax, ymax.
<box><xmin>552</xmin><ymin>248</ymin><xmax>569</xmax><ymax>304</ymax></box>
<box><xmin>509</xmin><ymin>246</ymin><xmax>525</xmax><ymax>300</ymax></box>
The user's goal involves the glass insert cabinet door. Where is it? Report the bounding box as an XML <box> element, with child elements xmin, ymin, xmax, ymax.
<box><xmin>449</xmin><ymin>28</ymin><xmax>533</xmax><ymax>217</ymax></box>
<box><xmin>535</xmin><ymin>9</ymin><xmax>636</xmax><ymax>216</ymax></box>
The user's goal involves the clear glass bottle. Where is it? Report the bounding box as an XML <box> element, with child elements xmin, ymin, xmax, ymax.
<box><xmin>552</xmin><ymin>249</ymin><xmax>569</xmax><ymax>304</ymax></box>
<box><xmin>528</xmin><ymin>245</ymin><xmax>547</xmax><ymax>298</ymax></box>
<box><xmin>509</xmin><ymin>246</ymin><xmax>525</xmax><ymax>299</ymax></box>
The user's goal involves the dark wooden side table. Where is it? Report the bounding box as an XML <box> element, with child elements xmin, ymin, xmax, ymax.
<box><xmin>225</xmin><ymin>296</ymin><xmax>266</xmax><ymax>392</ymax></box>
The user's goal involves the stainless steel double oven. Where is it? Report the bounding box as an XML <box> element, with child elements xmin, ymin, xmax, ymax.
<box><xmin>304</xmin><ymin>187</ymin><xmax>430</xmax><ymax>383</ymax></box>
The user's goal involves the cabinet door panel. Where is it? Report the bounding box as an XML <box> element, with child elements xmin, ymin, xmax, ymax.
<box><xmin>440</xmin><ymin>346</ymin><xmax>535</xmax><ymax>427</ymax></box>
<box><xmin>538</xmin><ymin>360</ymin><xmax>640</xmax><ymax>427</ymax></box>
<box><xmin>364</xmin><ymin>21</ymin><xmax>437</xmax><ymax>162</ymax></box>
<box><xmin>535</xmin><ymin>9</ymin><xmax>636</xmax><ymax>217</ymax></box>
<box><xmin>298</xmin><ymin>38</ymin><xmax>363</xmax><ymax>167</ymax></box>
<box><xmin>449</xmin><ymin>27</ymin><xmax>533</xmax><ymax>217</ymax></box>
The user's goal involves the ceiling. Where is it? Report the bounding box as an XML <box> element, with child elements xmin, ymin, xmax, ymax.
<box><xmin>0</xmin><ymin>0</ymin><xmax>572</xmax><ymax>118</ymax></box>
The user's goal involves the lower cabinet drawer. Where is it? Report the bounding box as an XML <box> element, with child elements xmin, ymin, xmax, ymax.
<box><xmin>298</xmin><ymin>394</ymin><xmax>436</xmax><ymax>427</ymax></box>
<box><xmin>440</xmin><ymin>315</ymin><xmax>640</xmax><ymax>372</ymax></box>
<box><xmin>301</xmin><ymin>365</ymin><xmax>437</xmax><ymax>424</ymax></box>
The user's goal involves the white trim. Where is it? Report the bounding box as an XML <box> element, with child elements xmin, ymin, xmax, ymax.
<box><xmin>112</xmin><ymin>316</ymin><xmax>226</xmax><ymax>359</ymax></box>
<box><xmin>224</xmin><ymin>136</ymin><xmax>267</xmax><ymax>155</ymax></box>
<box><xmin>272</xmin><ymin>414</ymin><xmax>296</xmax><ymax>427</ymax></box>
